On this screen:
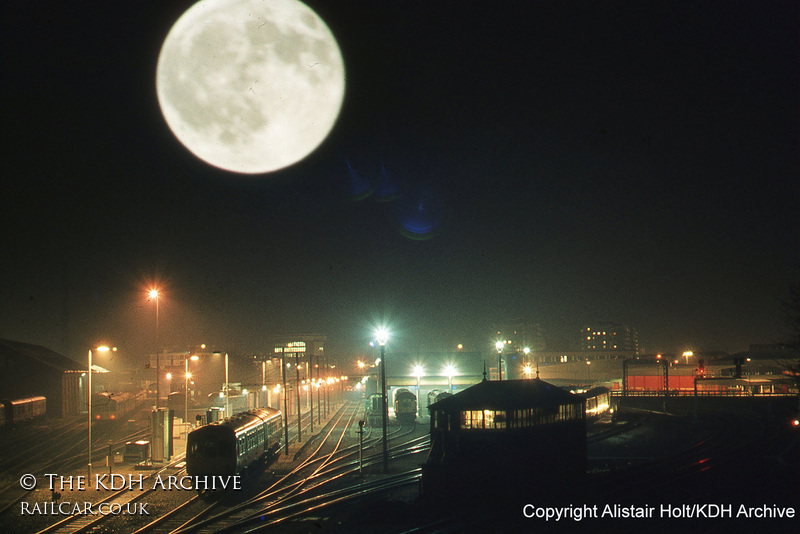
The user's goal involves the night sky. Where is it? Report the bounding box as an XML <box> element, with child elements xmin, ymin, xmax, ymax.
<box><xmin>2</xmin><ymin>0</ymin><xmax>798</xmax><ymax>370</ymax></box>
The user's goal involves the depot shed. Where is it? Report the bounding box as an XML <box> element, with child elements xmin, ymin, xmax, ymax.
<box><xmin>423</xmin><ymin>378</ymin><xmax>586</xmax><ymax>500</ymax></box>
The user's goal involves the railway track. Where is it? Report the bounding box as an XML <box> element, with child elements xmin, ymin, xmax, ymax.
<box><xmin>168</xmin><ymin>400</ymin><xmax>364</xmax><ymax>534</ymax></box>
<box><xmin>0</xmin><ymin>423</ymin><xmax>149</xmax><ymax>517</ymax></box>
<box><xmin>176</xmin><ymin>435</ymin><xmax>426</xmax><ymax>533</ymax></box>
<box><xmin>127</xmin><ymin>401</ymin><xmax>426</xmax><ymax>534</ymax></box>
<box><xmin>31</xmin><ymin>455</ymin><xmax>189</xmax><ymax>534</ymax></box>
<box><xmin>0</xmin><ymin>421</ymin><xmax>85</xmax><ymax>474</ymax></box>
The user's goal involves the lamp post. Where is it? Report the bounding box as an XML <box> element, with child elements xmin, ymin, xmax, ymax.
<box><xmin>88</xmin><ymin>345</ymin><xmax>114</xmax><ymax>479</ymax></box>
<box><xmin>495</xmin><ymin>341</ymin><xmax>504</xmax><ymax>380</ymax></box>
<box><xmin>224</xmin><ymin>353</ymin><xmax>229</xmax><ymax>418</ymax></box>
<box><xmin>280</xmin><ymin>349</ymin><xmax>289</xmax><ymax>455</ymax></box>
<box><xmin>444</xmin><ymin>364</ymin><xmax>456</xmax><ymax>393</ymax></box>
<box><xmin>185</xmin><ymin>355</ymin><xmax>198</xmax><ymax>426</ymax></box>
<box><xmin>316</xmin><ymin>353</ymin><xmax>322</xmax><ymax>424</ymax></box>
<box><xmin>412</xmin><ymin>365</ymin><xmax>424</xmax><ymax>417</ymax></box>
<box><xmin>165</xmin><ymin>372</ymin><xmax>172</xmax><ymax>400</ymax></box>
<box><xmin>261</xmin><ymin>360</ymin><xmax>266</xmax><ymax>409</ymax></box>
<box><xmin>296</xmin><ymin>352</ymin><xmax>303</xmax><ymax>442</ymax></box>
<box><xmin>323</xmin><ymin>354</ymin><xmax>329</xmax><ymax>418</ymax></box>
<box><xmin>376</xmin><ymin>329</ymin><xmax>389</xmax><ymax>473</ymax></box>
<box><xmin>306</xmin><ymin>362</ymin><xmax>314</xmax><ymax>433</ymax></box>
<box><xmin>149</xmin><ymin>289</ymin><xmax>160</xmax><ymax>408</ymax></box>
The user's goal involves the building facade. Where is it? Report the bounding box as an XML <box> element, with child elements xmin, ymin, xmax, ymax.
<box><xmin>581</xmin><ymin>324</ymin><xmax>638</xmax><ymax>353</ymax></box>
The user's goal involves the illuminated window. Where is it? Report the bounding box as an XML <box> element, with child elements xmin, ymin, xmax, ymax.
<box><xmin>460</xmin><ymin>410</ymin><xmax>511</xmax><ymax>430</ymax></box>
<box><xmin>494</xmin><ymin>411</ymin><xmax>506</xmax><ymax>429</ymax></box>
<box><xmin>483</xmin><ymin>410</ymin><xmax>494</xmax><ymax>428</ymax></box>
<box><xmin>461</xmin><ymin>410</ymin><xmax>485</xmax><ymax>429</ymax></box>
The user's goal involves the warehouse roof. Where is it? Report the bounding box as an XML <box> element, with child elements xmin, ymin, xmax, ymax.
<box><xmin>0</xmin><ymin>339</ymin><xmax>84</xmax><ymax>372</ymax></box>
<box><xmin>428</xmin><ymin>378</ymin><xmax>583</xmax><ymax>412</ymax></box>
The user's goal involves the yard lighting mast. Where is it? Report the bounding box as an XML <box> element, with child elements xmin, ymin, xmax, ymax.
<box><xmin>376</xmin><ymin>329</ymin><xmax>389</xmax><ymax>473</ymax></box>
<box><xmin>149</xmin><ymin>289</ymin><xmax>160</xmax><ymax>407</ymax></box>
<box><xmin>88</xmin><ymin>345</ymin><xmax>114</xmax><ymax>479</ymax></box>
<box><xmin>495</xmin><ymin>341</ymin><xmax>504</xmax><ymax>380</ymax></box>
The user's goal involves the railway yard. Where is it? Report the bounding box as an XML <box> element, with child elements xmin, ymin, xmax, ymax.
<box><xmin>0</xmin><ymin>393</ymin><xmax>797</xmax><ymax>534</ymax></box>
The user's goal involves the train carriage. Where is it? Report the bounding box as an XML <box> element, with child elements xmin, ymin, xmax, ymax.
<box><xmin>92</xmin><ymin>392</ymin><xmax>141</xmax><ymax>420</ymax></box>
<box><xmin>186</xmin><ymin>407</ymin><xmax>282</xmax><ymax>480</ymax></box>
<box><xmin>434</xmin><ymin>391</ymin><xmax>452</xmax><ymax>404</ymax></box>
<box><xmin>579</xmin><ymin>387</ymin><xmax>611</xmax><ymax>417</ymax></box>
<box><xmin>394</xmin><ymin>388</ymin><xmax>417</xmax><ymax>424</ymax></box>
<box><xmin>427</xmin><ymin>390</ymin><xmax>442</xmax><ymax>408</ymax></box>
<box><xmin>2</xmin><ymin>397</ymin><xmax>46</xmax><ymax>425</ymax></box>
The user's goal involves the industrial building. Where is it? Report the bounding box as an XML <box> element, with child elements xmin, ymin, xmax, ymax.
<box><xmin>0</xmin><ymin>339</ymin><xmax>85</xmax><ymax>417</ymax></box>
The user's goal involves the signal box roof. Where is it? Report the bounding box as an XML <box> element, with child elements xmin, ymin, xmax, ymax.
<box><xmin>428</xmin><ymin>378</ymin><xmax>582</xmax><ymax>412</ymax></box>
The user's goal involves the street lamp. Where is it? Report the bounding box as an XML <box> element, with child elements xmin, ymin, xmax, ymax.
<box><xmin>316</xmin><ymin>351</ymin><xmax>322</xmax><ymax>425</ymax></box>
<box><xmin>523</xmin><ymin>364</ymin><xmax>533</xmax><ymax>379</ymax></box>
<box><xmin>88</xmin><ymin>345</ymin><xmax>115</xmax><ymax>479</ymax></box>
<box><xmin>224</xmin><ymin>353</ymin><xmax>230</xmax><ymax>418</ymax></box>
<box><xmin>412</xmin><ymin>365</ymin><xmax>425</xmax><ymax>416</ymax></box>
<box><xmin>295</xmin><ymin>354</ymin><xmax>302</xmax><ymax>442</ymax></box>
<box><xmin>273</xmin><ymin>347</ymin><xmax>291</xmax><ymax>456</ymax></box>
<box><xmin>185</xmin><ymin>355</ymin><xmax>198</xmax><ymax>426</ymax></box>
<box><xmin>495</xmin><ymin>341</ymin><xmax>504</xmax><ymax>380</ymax></box>
<box><xmin>284</xmin><ymin>356</ymin><xmax>290</xmax><ymax>454</ymax></box>
<box><xmin>376</xmin><ymin>328</ymin><xmax>389</xmax><ymax>473</ymax></box>
<box><xmin>444</xmin><ymin>364</ymin><xmax>456</xmax><ymax>393</ymax></box>
<box><xmin>148</xmin><ymin>289</ymin><xmax>160</xmax><ymax>408</ymax></box>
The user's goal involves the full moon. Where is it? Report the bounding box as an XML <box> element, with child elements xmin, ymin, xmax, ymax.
<box><xmin>156</xmin><ymin>0</ymin><xmax>345</xmax><ymax>174</ymax></box>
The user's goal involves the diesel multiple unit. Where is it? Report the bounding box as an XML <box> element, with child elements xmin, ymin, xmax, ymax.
<box><xmin>186</xmin><ymin>407</ymin><xmax>282</xmax><ymax>478</ymax></box>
